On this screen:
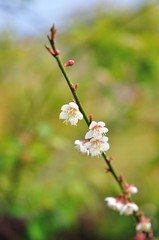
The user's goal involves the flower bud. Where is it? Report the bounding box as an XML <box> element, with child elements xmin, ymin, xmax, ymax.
<box><xmin>134</xmin><ymin>232</ymin><xmax>146</xmax><ymax>240</ymax></box>
<box><xmin>75</xmin><ymin>83</ymin><xmax>79</xmax><ymax>91</ymax></box>
<box><xmin>89</xmin><ymin>114</ymin><xmax>93</xmax><ymax>122</ymax></box>
<box><xmin>54</xmin><ymin>49</ymin><xmax>60</xmax><ymax>56</ymax></box>
<box><xmin>64</xmin><ymin>60</ymin><xmax>75</xmax><ymax>67</ymax></box>
<box><xmin>50</xmin><ymin>24</ymin><xmax>57</xmax><ymax>42</ymax></box>
<box><xmin>45</xmin><ymin>45</ymin><xmax>54</xmax><ymax>55</ymax></box>
<box><xmin>136</xmin><ymin>218</ymin><xmax>151</xmax><ymax>232</ymax></box>
<box><xmin>125</xmin><ymin>183</ymin><xmax>138</xmax><ymax>194</ymax></box>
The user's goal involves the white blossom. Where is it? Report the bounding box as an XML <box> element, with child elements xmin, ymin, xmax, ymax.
<box><xmin>74</xmin><ymin>140</ymin><xmax>89</xmax><ymax>155</ymax></box>
<box><xmin>125</xmin><ymin>184</ymin><xmax>138</xmax><ymax>194</ymax></box>
<box><xmin>119</xmin><ymin>202</ymin><xmax>139</xmax><ymax>215</ymax></box>
<box><xmin>85</xmin><ymin>136</ymin><xmax>110</xmax><ymax>157</ymax></box>
<box><xmin>136</xmin><ymin>218</ymin><xmax>151</xmax><ymax>232</ymax></box>
<box><xmin>105</xmin><ymin>197</ymin><xmax>124</xmax><ymax>212</ymax></box>
<box><xmin>85</xmin><ymin>121</ymin><xmax>108</xmax><ymax>139</ymax></box>
<box><xmin>59</xmin><ymin>102</ymin><xmax>83</xmax><ymax>125</ymax></box>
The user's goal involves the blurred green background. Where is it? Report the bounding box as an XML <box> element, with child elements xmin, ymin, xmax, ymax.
<box><xmin>0</xmin><ymin>1</ymin><xmax>159</xmax><ymax>239</ymax></box>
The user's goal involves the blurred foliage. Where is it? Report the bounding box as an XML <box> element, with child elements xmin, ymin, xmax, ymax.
<box><xmin>0</xmin><ymin>2</ymin><xmax>159</xmax><ymax>239</ymax></box>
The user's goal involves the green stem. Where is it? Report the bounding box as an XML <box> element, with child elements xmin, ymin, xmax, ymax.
<box><xmin>102</xmin><ymin>152</ymin><xmax>123</xmax><ymax>191</ymax></box>
<box><xmin>50</xmin><ymin>40</ymin><xmax>90</xmax><ymax>126</ymax></box>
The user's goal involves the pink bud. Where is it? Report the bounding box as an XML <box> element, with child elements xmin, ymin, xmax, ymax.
<box><xmin>134</xmin><ymin>232</ymin><xmax>146</xmax><ymax>240</ymax></box>
<box><xmin>89</xmin><ymin>114</ymin><xmax>93</xmax><ymax>122</ymax></box>
<box><xmin>75</xmin><ymin>83</ymin><xmax>78</xmax><ymax>91</ymax></box>
<box><xmin>108</xmin><ymin>156</ymin><xmax>113</xmax><ymax>162</ymax></box>
<box><xmin>125</xmin><ymin>183</ymin><xmax>138</xmax><ymax>194</ymax></box>
<box><xmin>64</xmin><ymin>60</ymin><xmax>75</xmax><ymax>67</ymax></box>
<box><xmin>71</xmin><ymin>84</ymin><xmax>75</xmax><ymax>91</ymax></box>
<box><xmin>54</xmin><ymin>49</ymin><xmax>60</xmax><ymax>56</ymax></box>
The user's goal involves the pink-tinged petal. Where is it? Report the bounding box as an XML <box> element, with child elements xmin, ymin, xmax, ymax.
<box><xmin>85</xmin><ymin>131</ymin><xmax>93</xmax><ymax>139</ymax></box>
<box><xmin>75</xmin><ymin>140</ymin><xmax>89</xmax><ymax>155</ymax></box>
<box><xmin>101</xmin><ymin>127</ymin><xmax>109</xmax><ymax>133</ymax></box>
<box><xmin>102</xmin><ymin>142</ymin><xmax>110</xmax><ymax>152</ymax></box>
<box><xmin>69</xmin><ymin>102</ymin><xmax>79</xmax><ymax>109</ymax></box>
<box><xmin>98</xmin><ymin>121</ymin><xmax>105</xmax><ymax>127</ymax></box>
<box><xmin>105</xmin><ymin>197</ymin><xmax>124</xmax><ymax>212</ymax></box>
<box><xmin>77</xmin><ymin>112</ymin><xmax>83</xmax><ymax>120</ymax></box>
<box><xmin>125</xmin><ymin>184</ymin><xmax>138</xmax><ymax>194</ymax></box>
<box><xmin>69</xmin><ymin>117</ymin><xmax>78</xmax><ymax>125</ymax></box>
<box><xmin>120</xmin><ymin>202</ymin><xmax>139</xmax><ymax>215</ymax></box>
<box><xmin>89</xmin><ymin>121</ymin><xmax>97</xmax><ymax>129</ymax></box>
<box><xmin>101</xmin><ymin>136</ymin><xmax>109</xmax><ymax>142</ymax></box>
<box><xmin>61</xmin><ymin>104</ymin><xmax>69</xmax><ymax>110</ymax></box>
<box><xmin>59</xmin><ymin>112</ymin><xmax>67</xmax><ymax>119</ymax></box>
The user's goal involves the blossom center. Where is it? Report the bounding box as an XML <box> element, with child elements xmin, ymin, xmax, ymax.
<box><xmin>68</xmin><ymin>107</ymin><xmax>78</xmax><ymax>116</ymax></box>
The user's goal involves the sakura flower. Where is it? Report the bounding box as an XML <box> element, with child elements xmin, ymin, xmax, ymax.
<box><xmin>74</xmin><ymin>140</ymin><xmax>89</xmax><ymax>155</ymax></box>
<box><xmin>105</xmin><ymin>197</ymin><xmax>124</xmax><ymax>212</ymax></box>
<box><xmin>120</xmin><ymin>202</ymin><xmax>139</xmax><ymax>215</ymax></box>
<box><xmin>125</xmin><ymin>183</ymin><xmax>138</xmax><ymax>194</ymax></box>
<box><xmin>59</xmin><ymin>102</ymin><xmax>83</xmax><ymax>125</ymax></box>
<box><xmin>136</xmin><ymin>218</ymin><xmax>151</xmax><ymax>232</ymax></box>
<box><xmin>85</xmin><ymin>136</ymin><xmax>110</xmax><ymax>157</ymax></box>
<box><xmin>85</xmin><ymin>121</ymin><xmax>108</xmax><ymax>139</ymax></box>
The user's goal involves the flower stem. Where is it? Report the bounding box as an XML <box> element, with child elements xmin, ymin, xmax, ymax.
<box><xmin>48</xmin><ymin>39</ymin><xmax>124</xmax><ymax>192</ymax></box>
<box><xmin>48</xmin><ymin>37</ymin><xmax>90</xmax><ymax>126</ymax></box>
<box><xmin>102</xmin><ymin>152</ymin><xmax>123</xmax><ymax>190</ymax></box>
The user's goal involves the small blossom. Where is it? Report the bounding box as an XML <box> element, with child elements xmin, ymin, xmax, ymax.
<box><xmin>105</xmin><ymin>197</ymin><xmax>124</xmax><ymax>212</ymax></box>
<box><xmin>134</xmin><ymin>232</ymin><xmax>146</xmax><ymax>240</ymax></box>
<box><xmin>85</xmin><ymin>121</ymin><xmax>108</xmax><ymax>139</ymax></box>
<box><xmin>74</xmin><ymin>140</ymin><xmax>89</xmax><ymax>155</ymax></box>
<box><xmin>59</xmin><ymin>102</ymin><xmax>83</xmax><ymax>125</ymax></box>
<box><xmin>120</xmin><ymin>202</ymin><xmax>139</xmax><ymax>215</ymax></box>
<box><xmin>125</xmin><ymin>183</ymin><xmax>138</xmax><ymax>194</ymax></box>
<box><xmin>64</xmin><ymin>60</ymin><xmax>75</xmax><ymax>67</ymax></box>
<box><xmin>86</xmin><ymin>136</ymin><xmax>110</xmax><ymax>156</ymax></box>
<box><xmin>136</xmin><ymin>218</ymin><xmax>151</xmax><ymax>232</ymax></box>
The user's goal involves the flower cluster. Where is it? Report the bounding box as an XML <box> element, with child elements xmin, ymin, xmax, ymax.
<box><xmin>105</xmin><ymin>184</ymin><xmax>153</xmax><ymax>238</ymax></box>
<box><xmin>75</xmin><ymin>121</ymin><xmax>110</xmax><ymax>157</ymax></box>
<box><xmin>59</xmin><ymin>103</ymin><xmax>109</xmax><ymax>156</ymax></box>
<box><xmin>105</xmin><ymin>196</ymin><xmax>139</xmax><ymax>216</ymax></box>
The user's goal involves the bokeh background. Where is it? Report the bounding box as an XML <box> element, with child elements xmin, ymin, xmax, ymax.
<box><xmin>0</xmin><ymin>0</ymin><xmax>159</xmax><ymax>239</ymax></box>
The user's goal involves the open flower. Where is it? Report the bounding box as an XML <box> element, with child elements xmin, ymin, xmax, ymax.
<box><xmin>85</xmin><ymin>121</ymin><xmax>108</xmax><ymax>139</ymax></box>
<box><xmin>120</xmin><ymin>202</ymin><xmax>139</xmax><ymax>215</ymax></box>
<box><xmin>136</xmin><ymin>218</ymin><xmax>151</xmax><ymax>232</ymax></box>
<box><xmin>105</xmin><ymin>197</ymin><xmax>124</xmax><ymax>212</ymax></box>
<box><xmin>74</xmin><ymin>140</ymin><xmax>89</xmax><ymax>155</ymax></box>
<box><xmin>59</xmin><ymin>102</ymin><xmax>83</xmax><ymax>125</ymax></box>
<box><xmin>85</xmin><ymin>136</ymin><xmax>110</xmax><ymax>156</ymax></box>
